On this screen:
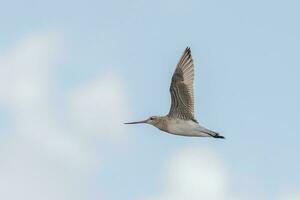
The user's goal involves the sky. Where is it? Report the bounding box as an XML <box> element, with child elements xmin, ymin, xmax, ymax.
<box><xmin>0</xmin><ymin>0</ymin><xmax>300</xmax><ymax>199</ymax></box>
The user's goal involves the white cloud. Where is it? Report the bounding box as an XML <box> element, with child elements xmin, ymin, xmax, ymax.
<box><xmin>0</xmin><ymin>134</ymin><xmax>87</xmax><ymax>200</ymax></box>
<box><xmin>0</xmin><ymin>32</ymin><xmax>59</xmax><ymax>108</ymax></box>
<box><xmin>146</xmin><ymin>146</ymin><xmax>228</xmax><ymax>200</ymax></box>
<box><xmin>0</xmin><ymin>31</ymin><xmax>129</xmax><ymax>200</ymax></box>
<box><xmin>280</xmin><ymin>192</ymin><xmax>300</xmax><ymax>200</ymax></box>
<box><xmin>67</xmin><ymin>73</ymin><xmax>129</xmax><ymax>142</ymax></box>
<box><xmin>146</xmin><ymin>144</ymin><xmax>300</xmax><ymax>200</ymax></box>
<box><xmin>0</xmin><ymin>31</ymin><xmax>93</xmax><ymax>200</ymax></box>
<box><xmin>145</xmin><ymin>146</ymin><xmax>259</xmax><ymax>200</ymax></box>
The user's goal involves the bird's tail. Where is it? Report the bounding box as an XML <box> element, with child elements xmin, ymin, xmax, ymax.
<box><xmin>213</xmin><ymin>134</ymin><xmax>225</xmax><ymax>139</ymax></box>
<box><xmin>202</xmin><ymin>128</ymin><xmax>225</xmax><ymax>139</ymax></box>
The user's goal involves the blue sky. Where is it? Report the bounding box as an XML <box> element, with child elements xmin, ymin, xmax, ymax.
<box><xmin>0</xmin><ymin>0</ymin><xmax>300</xmax><ymax>200</ymax></box>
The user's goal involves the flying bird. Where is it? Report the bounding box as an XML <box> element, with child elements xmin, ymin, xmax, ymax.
<box><xmin>125</xmin><ymin>47</ymin><xmax>224</xmax><ymax>139</ymax></box>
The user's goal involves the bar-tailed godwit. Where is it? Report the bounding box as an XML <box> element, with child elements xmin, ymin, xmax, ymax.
<box><xmin>125</xmin><ymin>47</ymin><xmax>224</xmax><ymax>139</ymax></box>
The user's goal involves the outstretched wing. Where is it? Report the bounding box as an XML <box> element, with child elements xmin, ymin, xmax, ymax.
<box><xmin>168</xmin><ymin>47</ymin><xmax>197</xmax><ymax>122</ymax></box>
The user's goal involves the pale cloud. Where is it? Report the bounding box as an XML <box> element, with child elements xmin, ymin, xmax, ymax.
<box><xmin>67</xmin><ymin>73</ymin><xmax>129</xmax><ymax>142</ymax></box>
<box><xmin>146</xmin><ymin>144</ymin><xmax>300</xmax><ymax>200</ymax></box>
<box><xmin>0</xmin><ymin>31</ymin><xmax>91</xmax><ymax>165</ymax></box>
<box><xmin>280</xmin><ymin>192</ymin><xmax>300</xmax><ymax>200</ymax></box>
<box><xmin>0</xmin><ymin>134</ymin><xmax>88</xmax><ymax>200</ymax></box>
<box><xmin>0</xmin><ymin>31</ymin><xmax>129</xmax><ymax>200</ymax></box>
<box><xmin>0</xmin><ymin>32</ymin><xmax>59</xmax><ymax>108</ymax></box>
<box><xmin>0</xmin><ymin>31</ymin><xmax>92</xmax><ymax>200</ymax></box>
<box><xmin>146</xmin><ymin>146</ymin><xmax>228</xmax><ymax>200</ymax></box>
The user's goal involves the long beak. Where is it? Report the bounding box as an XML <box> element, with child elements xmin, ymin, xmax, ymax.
<box><xmin>124</xmin><ymin>120</ymin><xmax>147</xmax><ymax>124</ymax></box>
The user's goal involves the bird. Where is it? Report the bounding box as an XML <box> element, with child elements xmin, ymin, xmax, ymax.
<box><xmin>125</xmin><ymin>47</ymin><xmax>224</xmax><ymax>139</ymax></box>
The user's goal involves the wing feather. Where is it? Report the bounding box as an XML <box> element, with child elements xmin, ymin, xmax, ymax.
<box><xmin>168</xmin><ymin>47</ymin><xmax>197</xmax><ymax>122</ymax></box>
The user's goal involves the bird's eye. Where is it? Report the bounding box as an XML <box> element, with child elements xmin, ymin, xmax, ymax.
<box><xmin>150</xmin><ymin>117</ymin><xmax>154</xmax><ymax>120</ymax></box>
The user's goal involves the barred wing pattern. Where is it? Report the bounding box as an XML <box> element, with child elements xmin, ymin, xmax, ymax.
<box><xmin>168</xmin><ymin>47</ymin><xmax>197</xmax><ymax>122</ymax></box>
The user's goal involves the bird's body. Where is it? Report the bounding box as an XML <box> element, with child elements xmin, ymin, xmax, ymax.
<box><xmin>163</xmin><ymin>119</ymin><xmax>201</xmax><ymax>136</ymax></box>
<box><xmin>125</xmin><ymin>47</ymin><xmax>225</xmax><ymax>139</ymax></box>
<box><xmin>145</xmin><ymin>116</ymin><xmax>222</xmax><ymax>138</ymax></box>
<box><xmin>161</xmin><ymin>118</ymin><xmax>218</xmax><ymax>137</ymax></box>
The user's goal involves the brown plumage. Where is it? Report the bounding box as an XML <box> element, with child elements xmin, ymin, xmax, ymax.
<box><xmin>125</xmin><ymin>47</ymin><xmax>224</xmax><ymax>139</ymax></box>
<box><xmin>168</xmin><ymin>47</ymin><xmax>197</xmax><ymax>122</ymax></box>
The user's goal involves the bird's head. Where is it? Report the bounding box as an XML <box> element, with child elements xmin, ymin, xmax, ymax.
<box><xmin>124</xmin><ymin>116</ymin><xmax>160</xmax><ymax>126</ymax></box>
